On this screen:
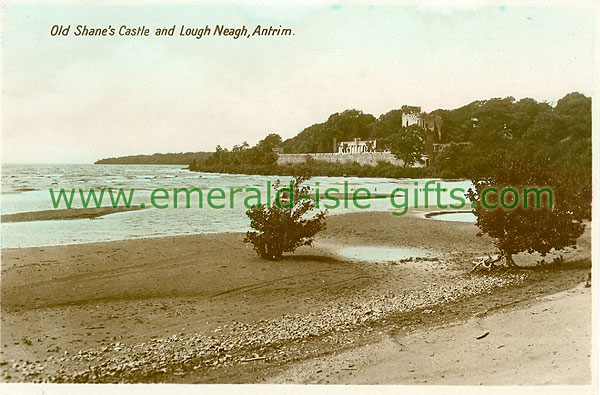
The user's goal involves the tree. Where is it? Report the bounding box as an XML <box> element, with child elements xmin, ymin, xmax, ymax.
<box><xmin>324</xmin><ymin>109</ymin><xmax>376</xmax><ymax>143</ymax></box>
<box><xmin>244</xmin><ymin>175</ymin><xmax>327</xmax><ymax>260</ymax></box>
<box><xmin>434</xmin><ymin>142</ymin><xmax>474</xmax><ymax>178</ymax></box>
<box><xmin>466</xmin><ymin>159</ymin><xmax>590</xmax><ymax>268</ymax></box>
<box><xmin>390</xmin><ymin>125</ymin><xmax>425</xmax><ymax>167</ymax></box>
<box><xmin>433</xmin><ymin>92</ymin><xmax>590</xmax><ymax>179</ymax></box>
<box><xmin>371</xmin><ymin>109</ymin><xmax>404</xmax><ymax>138</ymax></box>
<box><xmin>248</xmin><ymin>133</ymin><xmax>282</xmax><ymax>166</ymax></box>
<box><xmin>519</xmin><ymin>92</ymin><xmax>591</xmax><ymax>170</ymax></box>
<box><xmin>281</xmin><ymin>109</ymin><xmax>376</xmax><ymax>153</ymax></box>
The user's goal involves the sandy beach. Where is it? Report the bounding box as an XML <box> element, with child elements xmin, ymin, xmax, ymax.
<box><xmin>1</xmin><ymin>206</ymin><xmax>146</xmax><ymax>223</ymax></box>
<box><xmin>270</xmin><ymin>285</ymin><xmax>592</xmax><ymax>384</ymax></box>
<box><xmin>0</xmin><ymin>210</ymin><xmax>592</xmax><ymax>383</ymax></box>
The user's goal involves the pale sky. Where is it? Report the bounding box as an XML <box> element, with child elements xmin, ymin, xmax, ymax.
<box><xmin>0</xmin><ymin>1</ymin><xmax>596</xmax><ymax>163</ymax></box>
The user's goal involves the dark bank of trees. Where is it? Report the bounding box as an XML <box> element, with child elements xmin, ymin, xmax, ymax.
<box><xmin>95</xmin><ymin>152</ymin><xmax>211</xmax><ymax>165</ymax></box>
<box><xmin>206</xmin><ymin>133</ymin><xmax>282</xmax><ymax>168</ymax></box>
<box><xmin>188</xmin><ymin>129</ymin><xmax>431</xmax><ymax>177</ymax></box>
<box><xmin>462</xmin><ymin>92</ymin><xmax>592</xmax><ymax>268</ymax></box>
<box><xmin>189</xmin><ymin>141</ymin><xmax>431</xmax><ymax>178</ymax></box>
<box><xmin>189</xmin><ymin>107</ymin><xmax>434</xmax><ymax>177</ymax></box>
<box><xmin>190</xmin><ymin>92</ymin><xmax>591</xmax><ymax>183</ymax></box>
<box><xmin>98</xmin><ymin>93</ymin><xmax>591</xmax><ymax>182</ymax></box>
<box><xmin>434</xmin><ymin>92</ymin><xmax>591</xmax><ymax>179</ymax></box>
<box><xmin>279</xmin><ymin>107</ymin><xmax>433</xmax><ymax>156</ymax></box>
<box><xmin>280</xmin><ymin>110</ymin><xmax>377</xmax><ymax>153</ymax></box>
<box><xmin>192</xmin><ymin>92</ymin><xmax>591</xmax><ymax>266</ymax></box>
<box><xmin>276</xmin><ymin>93</ymin><xmax>591</xmax><ymax>179</ymax></box>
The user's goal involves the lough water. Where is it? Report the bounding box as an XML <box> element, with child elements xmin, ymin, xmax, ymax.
<box><xmin>1</xmin><ymin>164</ymin><xmax>472</xmax><ymax>248</ymax></box>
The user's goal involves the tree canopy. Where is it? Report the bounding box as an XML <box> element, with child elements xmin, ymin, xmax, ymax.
<box><xmin>281</xmin><ymin>110</ymin><xmax>376</xmax><ymax>153</ymax></box>
<box><xmin>186</xmin><ymin>92</ymin><xmax>590</xmax><ymax>182</ymax></box>
<box><xmin>466</xmin><ymin>159</ymin><xmax>590</xmax><ymax>267</ymax></box>
<box><xmin>435</xmin><ymin>92</ymin><xmax>591</xmax><ymax>179</ymax></box>
<box><xmin>389</xmin><ymin>125</ymin><xmax>426</xmax><ymax>167</ymax></box>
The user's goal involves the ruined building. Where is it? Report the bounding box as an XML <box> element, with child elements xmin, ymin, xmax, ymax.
<box><xmin>332</xmin><ymin>107</ymin><xmax>443</xmax><ymax>167</ymax></box>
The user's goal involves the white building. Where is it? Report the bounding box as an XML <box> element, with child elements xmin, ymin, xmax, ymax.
<box><xmin>402</xmin><ymin>111</ymin><xmax>427</xmax><ymax>128</ymax></box>
<box><xmin>337</xmin><ymin>138</ymin><xmax>378</xmax><ymax>154</ymax></box>
<box><xmin>401</xmin><ymin>109</ymin><xmax>442</xmax><ymax>140</ymax></box>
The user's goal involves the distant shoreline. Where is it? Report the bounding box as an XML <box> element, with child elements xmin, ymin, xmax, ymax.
<box><xmin>94</xmin><ymin>152</ymin><xmax>211</xmax><ymax>165</ymax></box>
<box><xmin>1</xmin><ymin>206</ymin><xmax>146</xmax><ymax>223</ymax></box>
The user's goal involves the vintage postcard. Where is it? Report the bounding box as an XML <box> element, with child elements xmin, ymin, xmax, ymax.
<box><xmin>0</xmin><ymin>0</ymin><xmax>597</xmax><ymax>393</ymax></box>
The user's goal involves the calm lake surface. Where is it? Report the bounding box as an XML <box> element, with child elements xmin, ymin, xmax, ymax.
<box><xmin>428</xmin><ymin>212</ymin><xmax>477</xmax><ymax>223</ymax></box>
<box><xmin>1</xmin><ymin>164</ymin><xmax>472</xmax><ymax>248</ymax></box>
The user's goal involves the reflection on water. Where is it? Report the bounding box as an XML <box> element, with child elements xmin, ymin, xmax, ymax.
<box><xmin>338</xmin><ymin>246</ymin><xmax>430</xmax><ymax>263</ymax></box>
<box><xmin>428</xmin><ymin>212</ymin><xmax>476</xmax><ymax>223</ymax></box>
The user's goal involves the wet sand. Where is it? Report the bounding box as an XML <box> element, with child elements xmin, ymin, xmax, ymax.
<box><xmin>1</xmin><ymin>206</ymin><xmax>145</xmax><ymax>223</ymax></box>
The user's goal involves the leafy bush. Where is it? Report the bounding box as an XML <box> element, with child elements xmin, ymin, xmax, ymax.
<box><xmin>244</xmin><ymin>175</ymin><xmax>327</xmax><ymax>260</ymax></box>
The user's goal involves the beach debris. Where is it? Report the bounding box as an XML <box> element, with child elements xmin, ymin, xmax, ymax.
<box><xmin>240</xmin><ymin>353</ymin><xmax>265</xmax><ymax>363</ymax></box>
<box><xmin>585</xmin><ymin>272</ymin><xmax>591</xmax><ymax>288</ymax></box>
<box><xmin>471</xmin><ymin>255</ymin><xmax>502</xmax><ymax>272</ymax></box>
<box><xmin>476</xmin><ymin>331</ymin><xmax>490</xmax><ymax>340</ymax></box>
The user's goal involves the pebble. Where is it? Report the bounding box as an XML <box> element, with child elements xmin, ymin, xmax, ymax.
<box><xmin>6</xmin><ymin>272</ymin><xmax>527</xmax><ymax>383</ymax></box>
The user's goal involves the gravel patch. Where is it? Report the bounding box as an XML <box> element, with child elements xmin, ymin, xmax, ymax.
<box><xmin>5</xmin><ymin>271</ymin><xmax>529</xmax><ymax>383</ymax></box>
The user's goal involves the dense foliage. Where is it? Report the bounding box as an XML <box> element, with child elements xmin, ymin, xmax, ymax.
<box><xmin>281</xmin><ymin>110</ymin><xmax>376</xmax><ymax>153</ymax></box>
<box><xmin>207</xmin><ymin>134</ymin><xmax>282</xmax><ymax>168</ymax></box>
<box><xmin>190</xmin><ymin>155</ymin><xmax>431</xmax><ymax>178</ymax></box>
<box><xmin>97</xmin><ymin>93</ymin><xmax>590</xmax><ymax>181</ymax></box>
<box><xmin>279</xmin><ymin>107</ymin><xmax>432</xmax><ymax>155</ymax></box>
<box><xmin>185</xmin><ymin>92</ymin><xmax>591</xmax><ymax>182</ymax></box>
<box><xmin>459</xmin><ymin>92</ymin><xmax>591</xmax><ymax>268</ymax></box>
<box><xmin>466</xmin><ymin>159</ymin><xmax>591</xmax><ymax>267</ymax></box>
<box><xmin>244</xmin><ymin>176</ymin><xmax>327</xmax><ymax>260</ymax></box>
<box><xmin>389</xmin><ymin>125</ymin><xmax>426</xmax><ymax>167</ymax></box>
<box><xmin>434</xmin><ymin>92</ymin><xmax>591</xmax><ymax>179</ymax></box>
<box><xmin>95</xmin><ymin>152</ymin><xmax>211</xmax><ymax>165</ymax></box>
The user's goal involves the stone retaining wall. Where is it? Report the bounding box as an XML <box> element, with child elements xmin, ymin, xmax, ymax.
<box><xmin>277</xmin><ymin>152</ymin><xmax>425</xmax><ymax>168</ymax></box>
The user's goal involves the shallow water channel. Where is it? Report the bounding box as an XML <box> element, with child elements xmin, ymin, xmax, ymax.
<box><xmin>426</xmin><ymin>211</ymin><xmax>476</xmax><ymax>223</ymax></box>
